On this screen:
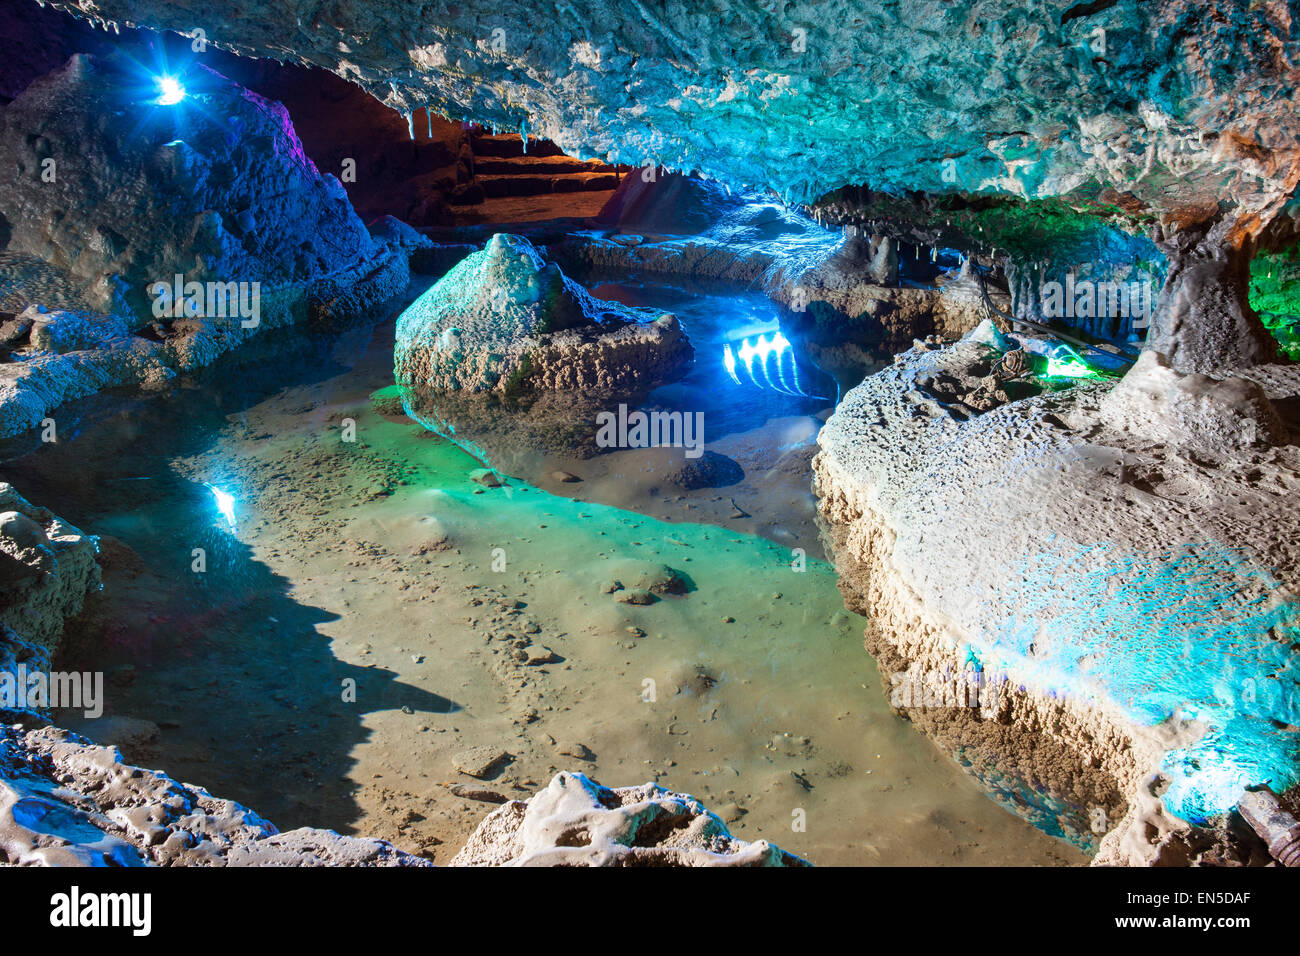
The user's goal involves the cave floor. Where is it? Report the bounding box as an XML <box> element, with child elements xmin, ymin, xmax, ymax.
<box><xmin>1</xmin><ymin>277</ymin><xmax>1085</xmax><ymax>866</ymax></box>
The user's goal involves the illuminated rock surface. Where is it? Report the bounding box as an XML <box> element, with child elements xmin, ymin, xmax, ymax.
<box><xmin>813</xmin><ymin>331</ymin><xmax>1300</xmax><ymax>863</ymax></box>
<box><xmin>40</xmin><ymin>0</ymin><xmax>1300</xmax><ymax>227</ymax></box>
<box><xmin>0</xmin><ymin>52</ymin><xmax>408</xmax><ymax>438</ymax></box>
<box><xmin>395</xmin><ymin>232</ymin><xmax>692</xmax><ymax>394</ymax></box>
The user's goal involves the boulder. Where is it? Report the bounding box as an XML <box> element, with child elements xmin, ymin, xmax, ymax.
<box><xmin>450</xmin><ymin>771</ymin><xmax>809</xmax><ymax>866</ymax></box>
<box><xmin>395</xmin><ymin>233</ymin><xmax>692</xmax><ymax>396</ymax></box>
<box><xmin>0</xmin><ymin>483</ymin><xmax>100</xmax><ymax>654</ymax></box>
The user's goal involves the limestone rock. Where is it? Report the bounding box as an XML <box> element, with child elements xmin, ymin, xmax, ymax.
<box><xmin>395</xmin><ymin>233</ymin><xmax>692</xmax><ymax>395</ymax></box>
<box><xmin>0</xmin><ymin>483</ymin><xmax>100</xmax><ymax>654</ymax></box>
<box><xmin>45</xmin><ymin>1</ymin><xmax>1300</xmax><ymax>234</ymax></box>
<box><xmin>0</xmin><ymin>724</ymin><xmax>429</xmax><ymax>866</ymax></box>
<box><xmin>813</xmin><ymin>334</ymin><xmax>1300</xmax><ymax>864</ymax></box>
<box><xmin>25</xmin><ymin>306</ymin><xmax>129</xmax><ymax>353</ymax></box>
<box><xmin>0</xmin><ymin>54</ymin><xmax>408</xmax><ymax>439</ymax></box>
<box><xmin>450</xmin><ymin>771</ymin><xmax>809</xmax><ymax>866</ymax></box>
<box><xmin>1100</xmin><ymin>349</ymin><xmax>1288</xmax><ymax>453</ymax></box>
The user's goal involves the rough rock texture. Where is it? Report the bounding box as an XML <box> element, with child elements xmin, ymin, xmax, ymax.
<box><xmin>395</xmin><ymin>232</ymin><xmax>692</xmax><ymax>395</ymax></box>
<box><xmin>1</xmin><ymin>710</ymin><xmax>799</xmax><ymax>867</ymax></box>
<box><xmin>1100</xmin><ymin>350</ymin><xmax>1288</xmax><ymax>454</ymax></box>
<box><xmin>42</xmin><ymin>1</ymin><xmax>1300</xmax><ymax>227</ymax></box>
<box><xmin>1145</xmin><ymin>225</ymin><xmax>1281</xmax><ymax>373</ymax></box>
<box><xmin>774</xmin><ymin>233</ymin><xmax>1007</xmax><ymax>356</ymax></box>
<box><xmin>0</xmin><ymin>53</ymin><xmax>377</xmax><ymax>316</ymax></box>
<box><xmin>0</xmin><ymin>723</ymin><xmax>431</xmax><ymax>866</ymax></box>
<box><xmin>450</xmin><ymin>771</ymin><xmax>809</xmax><ymax>866</ymax></box>
<box><xmin>0</xmin><ymin>482</ymin><xmax>99</xmax><ymax>653</ymax></box>
<box><xmin>38</xmin><ymin>1</ymin><xmax>1300</xmax><ymax>372</ymax></box>
<box><xmin>813</xmin><ymin>330</ymin><xmax>1300</xmax><ymax>864</ymax></box>
<box><xmin>559</xmin><ymin>174</ymin><xmax>997</xmax><ymax>360</ymax></box>
<box><xmin>0</xmin><ymin>52</ymin><xmax>408</xmax><ymax>438</ymax></box>
<box><xmin>558</xmin><ymin>173</ymin><xmax>838</xmax><ymax>286</ymax></box>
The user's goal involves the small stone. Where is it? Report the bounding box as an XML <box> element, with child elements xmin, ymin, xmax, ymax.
<box><xmin>452</xmin><ymin>746</ymin><xmax>510</xmax><ymax>779</ymax></box>
<box><xmin>551</xmin><ymin>470</ymin><xmax>581</xmax><ymax>483</ymax></box>
<box><xmin>469</xmin><ymin>468</ymin><xmax>501</xmax><ymax>488</ymax></box>
<box><xmin>525</xmin><ymin>645</ymin><xmax>560</xmax><ymax>666</ymax></box>
<box><xmin>557</xmin><ymin>740</ymin><xmax>593</xmax><ymax>760</ymax></box>
<box><xmin>616</xmin><ymin>589</ymin><xmax>656</xmax><ymax>605</ymax></box>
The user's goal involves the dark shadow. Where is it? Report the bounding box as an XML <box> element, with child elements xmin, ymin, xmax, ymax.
<box><xmin>0</xmin><ymin>316</ymin><xmax>461</xmax><ymax>836</ymax></box>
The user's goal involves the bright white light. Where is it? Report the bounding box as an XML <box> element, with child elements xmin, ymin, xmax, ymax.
<box><xmin>155</xmin><ymin>76</ymin><xmax>185</xmax><ymax>105</ymax></box>
<box><xmin>722</xmin><ymin>343</ymin><xmax>741</xmax><ymax>385</ymax></box>
<box><xmin>207</xmin><ymin>484</ymin><xmax>236</xmax><ymax>530</ymax></box>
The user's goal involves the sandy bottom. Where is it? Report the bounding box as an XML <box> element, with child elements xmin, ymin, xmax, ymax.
<box><xmin>2</xmin><ymin>292</ymin><xmax>1085</xmax><ymax>866</ymax></box>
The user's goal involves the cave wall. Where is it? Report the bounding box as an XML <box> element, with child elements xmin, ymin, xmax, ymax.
<box><xmin>38</xmin><ymin>0</ymin><xmax>1300</xmax><ymax>232</ymax></box>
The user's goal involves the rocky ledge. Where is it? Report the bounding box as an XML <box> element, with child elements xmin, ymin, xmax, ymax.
<box><xmin>0</xmin><ymin>482</ymin><xmax>99</xmax><ymax>653</ymax></box>
<box><xmin>0</xmin><ymin>721</ymin><xmax>805</xmax><ymax>867</ymax></box>
<box><xmin>813</xmin><ymin>326</ymin><xmax>1300</xmax><ymax>865</ymax></box>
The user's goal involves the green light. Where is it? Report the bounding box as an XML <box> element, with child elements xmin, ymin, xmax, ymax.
<box><xmin>1042</xmin><ymin>346</ymin><xmax>1097</xmax><ymax>380</ymax></box>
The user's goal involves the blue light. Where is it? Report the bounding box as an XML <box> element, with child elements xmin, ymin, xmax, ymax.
<box><xmin>728</xmin><ymin>329</ymin><xmax>824</xmax><ymax>398</ymax></box>
<box><xmin>722</xmin><ymin>343</ymin><xmax>741</xmax><ymax>385</ymax></box>
<box><xmin>206</xmin><ymin>483</ymin><xmax>237</xmax><ymax>530</ymax></box>
<box><xmin>155</xmin><ymin>76</ymin><xmax>186</xmax><ymax>105</ymax></box>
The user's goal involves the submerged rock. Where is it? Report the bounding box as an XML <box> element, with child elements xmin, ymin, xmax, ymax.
<box><xmin>450</xmin><ymin>771</ymin><xmax>809</xmax><ymax>866</ymax></box>
<box><xmin>603</xmin><ymin>560</ymin><xmax>689</xmax><ymax>596</ymax></box>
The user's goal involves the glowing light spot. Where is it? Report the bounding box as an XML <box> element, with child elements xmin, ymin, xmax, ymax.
<box><xmin>1043</xmin><ymin>346</ymin><xmax>1096</xmax><ymax>379</ymax></box>
<box><xmin>206</xmin><ymin>483</ymin><xmax>236</xmax><ymax>530</ymax></box>
<box><xmin>155</xmin><ymin>76</ymin><xmax>185</xmax><ymax>105</ymax></box>
<box><xmin>722</xmin><ymin>343</ymin><xmax>741</xmax><ymax>385</ymax></box>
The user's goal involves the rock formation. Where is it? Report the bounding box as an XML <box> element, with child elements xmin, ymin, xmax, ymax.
<box><xmin>39</xmin><ymin>0</ymin><xmax>1300</xmax><ymax>225</ymax></box>
<box><xmin>0</xmin><ymin>50</ymin><xmax>408</xmax><ymax>438</ymax></box>
<box><xmin>813</xmin><ymin>328</ymin><xmax>1300</xmax><ymax>864</ymax></box>
<box><xmin>0</xmin><ymin>482</ymin><xmax>99</xmax><ymax>653</ymax></box>
<box><xmin>395</xmin><ymin>232</ymin><xmax>691</xmax><ymax>396</ymax></box>
<box><xmin>451</xmin><ymin>771</ymin><xmax>809</xmax><ymax>867</ymax></box>
<box><xmin>0</xmin><ymin>722</ymin><xmax>431</xmax><ymax>866</ymax></box>
<box><xmin>0</xmin><ymin>704</ymin><xmax>804</xmax><ymax>867</ymax></box>
<box><xmin>39</xmin><ymin>0</ymin><xmax>1300</xmax><ymax>373</ymax></box>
